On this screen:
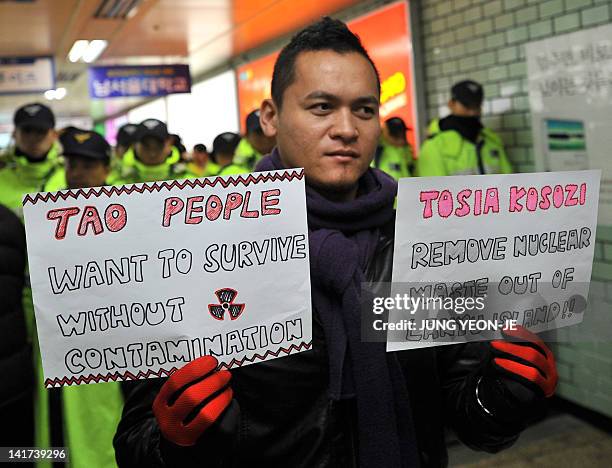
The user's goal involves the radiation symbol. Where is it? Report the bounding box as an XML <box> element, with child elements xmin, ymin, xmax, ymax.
<box><xmin>208</xmin><ymin>288</ymin><xmax>245</xmax><ymax>321</ymax></box>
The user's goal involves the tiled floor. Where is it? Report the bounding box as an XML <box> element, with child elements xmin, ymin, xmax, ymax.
<box><xmin>448</xmin><ymin>413</ymin><xmax>612</xmax><ymax>467</ymax></box>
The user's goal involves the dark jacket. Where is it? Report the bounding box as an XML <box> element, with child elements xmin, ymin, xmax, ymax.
<box><xmin>0</xmin><ymin>204</ymin><xmax>34</xmax><ymax>446</ymax></box>
<box><xmin>114</xmin><ymin>221</ymin><xmax>525</xmax><ymax>467</ymax></box>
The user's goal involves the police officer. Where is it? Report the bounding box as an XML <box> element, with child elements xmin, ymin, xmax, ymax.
<box><xmin>170</xmin><ymin>133</ymin><xmax>188</xmax><ymax>162</ymax></box>
<box><xmin>0</xmin><ymin>103</ymin><xmax>61</xmax><ymax>212</ymax></box>
<box><xmin>115</xmin><ymin>123</ymin><xmax>139</xmax><ymax>160</ymax></box>
<box><xmin>45</xmin><ymin>128</ymin><xmax>125</xmax><ymax>468</ymax></box>
<box><xmin>234</xmin><ymin>109</ymin><xmax>276</xmax><ymax>170</ymax></box>
<box><xmin>108</xmin><ymin>119</ymin><xmax>194</xmax><ymax>184</ymax></box>
<box><xmin>417</xmin><ymin>80</ymin><xmax>512</xmax><ymax>176</ymax></box>
<box><xmin>371</xmin><ymin>116</ymin><xmax>414</xmax><ymax>180</ymax></box>
<box><xmin>213</xmin><ymin>132</ymin><xmax>249</xmax><ymax>176</ymax></box>
<box><xmin>46</xmin><ymin>127</ymin><xmax>112</xmax><ymax>190</ymax></box>
<box><xmin>188</xmin><ymin>143</ymin><xmax>219</xmax><ymax>177</ymax></box>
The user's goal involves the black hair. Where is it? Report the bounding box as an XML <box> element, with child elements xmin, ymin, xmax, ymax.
<box><xmin>212</xmin><ymin>132</ymin><xmax>241</xmax><ymax>158</ymax></box>
<box><xmin>169</xmin><ymin>133</ymin><xmax>187</xmax><ymax>154</ymax></box>
<box><xmin>271</xmin><ymin>16</ymin><xmax>380</xmax><ymax>109</ymax></box>
<box><xmin>193</xmin><ymin>143</ymin><xmax>207</xmax><ymax>153</ymax></box>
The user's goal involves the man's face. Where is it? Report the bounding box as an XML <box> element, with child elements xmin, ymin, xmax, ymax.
<box><xmin>135</xmin><ymin>136</ymin><xmax>171</xmax><ymax>165</ymax></box>
<box><xmin>65</xmin><ymin>156</ymin><xmax>109</xmax><ymax>189</ymax></box>
<box><xmin>14</xmin><ymin>126</ymin><xmax>56</xmax><ymax>159</ymax></box>
<box><xmin>261</xmin><ymin>50</ymin><xmax>380</xmax><ymax>199</ymax></box>
<box><xmin>247</xmin><ymin>130</ymin><xmax>276</xmax><ymax>155</ymax></box>
<box><xmin>448</xmin><ymin>99</ymin><xmax>482</xmax><ymax>117</ymax></box>
<box><xmin>192</xmin><ymin>149</ymin><xmax>208</xmax><ymax>166</ymax></box>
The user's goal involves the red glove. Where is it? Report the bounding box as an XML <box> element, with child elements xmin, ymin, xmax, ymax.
<box><xmin>153</xmin><ymin>355</ymin><xmax>233</xmax><ymax>446</ymax></box>
<box><xmin>491</xmin><ymin>325</ymin><xmax>558</xmax><ymax>398</ymax></box>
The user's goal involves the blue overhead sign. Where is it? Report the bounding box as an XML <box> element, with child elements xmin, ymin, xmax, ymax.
<box><xmin>0</xmin><ymin>56</ymin><xmax>55</xmax><ymax>95</ymax></box>
<box><xmin>88</xmin><ymin>64</ymin><xmax>191</xmax><ymax>98</ymax></box>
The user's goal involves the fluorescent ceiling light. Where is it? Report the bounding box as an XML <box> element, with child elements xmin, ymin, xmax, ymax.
<box><xmin>68</xmin><ymin>40</ymin><xmax>89</xmax><ymax>63</ymax></box>
<box><xmin>67</xmin><ymin>39</ymin><xmax>108</xmax><ymax>63</ymax></box>
<box><xmin>44</xmin><ymin>88</ymin><xmax>68</xmax><ymax>101</ymax></box>
<box><xmin>82</xmin><ymin>40</ymin><xmax>108</xmax><ymax>63</ymax></box>
<box><xmin>126</xmin><ymin>6</ymin><xmax>139</xmax><ymax>19</ymax></box>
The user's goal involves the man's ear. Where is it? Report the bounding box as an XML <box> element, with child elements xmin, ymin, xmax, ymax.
<box><xmin>260</xmin><ymin>99</ymin><xmax>278</xmax><ymax>138</ymax></box>
<box><xmin>448</xmin><ymin>99</ymin><xmax>462</xmax><ymax>115</ymax></box>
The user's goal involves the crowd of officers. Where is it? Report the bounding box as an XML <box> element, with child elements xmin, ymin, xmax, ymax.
<box><xmin>0</xmin><ymin>78</ymin><xmax>513</xmax><ymax>467</ymax></box>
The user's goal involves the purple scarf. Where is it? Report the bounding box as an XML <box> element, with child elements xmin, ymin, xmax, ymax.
<box><xmin>256</xmin><ymin>149</ymin><xmax>420</xmax><ymax>468</ymax></box>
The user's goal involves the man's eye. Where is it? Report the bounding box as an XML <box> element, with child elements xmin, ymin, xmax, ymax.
<box><xmin>311</xmin><ymin>103</ymin><xmax>331</xmax><ymax>112</ymax></box>
<box><xmin>358</xmin><ymin>106</ymin><xmax>375</xmax><ymax>116</ymax></box>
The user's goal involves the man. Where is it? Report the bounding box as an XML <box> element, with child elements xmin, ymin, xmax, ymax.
<box><xmin>372</xmin><ymin>116</ymin><xmax>414</xmax><ymax>180</ymax></box>
<box><xmin>46</xmin><ymin>127</ymin><xmax>112</xmax><ymax>190</ymax></box>
<box><xmin>417</xmin><ymin>80</ymin><xmax>512</xmax><ymax>177</ymax></box>
<box><xmin>169</xmin><ymin>133</ymin><xmax>189</xmax><ymax>163</ymax></box>
<box><xmin>187</xmin><ymin>143</ymin><xmax>219</xmax><ymax>177</ymax></box>
<box><xmin>211</xmin><ymin>132</ymin><xmax>249</xmax><ymax>176</ymax></box>
<box><xmin>115</xmin><ymin>18</ymin><xmax>557</xmax><ymax>467</ymax></box>
<box><xmin>115</xmin><ymin>123</ymin><xmax>139</xmax><ymax>160</ymax></box>
<box><xmin>110</xmin><ymin>123</ymin><xmax>139</xmax><ymax>180</ymax></box>
<box><xmin>108</xmin><ymin>119</ymin><xmax>194</xmax><ymax>184</ymax></box>
<box><xmin>0</xmin><ymin>103</ymin><xmax>62</xmax><ymax>213</ymax></box>
<box><xmin>45</xmin><ymin>128</ymin><xmax>124</xmax><ymax>468</ymax></box>
<box><xmin>233</xmin><ymin>109</ymin><xmax>276</xmax><ymax>170</ymax></box>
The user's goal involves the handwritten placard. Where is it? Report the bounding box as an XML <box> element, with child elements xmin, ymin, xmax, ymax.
<box><xmin>22</xmin><ymin>171</ymin><xmax>312</xmax><ymax>387</ymax></box>
<box><xmin>388</xmin><ymin>170</ymin><xmax>600</xmax><ymax>350</ymax></box>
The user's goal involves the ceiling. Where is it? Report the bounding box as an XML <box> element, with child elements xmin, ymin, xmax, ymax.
<box><xmin>0</xmin><ymin>0</ymin><xmax>358</xmax><ymax>129</ymax></box>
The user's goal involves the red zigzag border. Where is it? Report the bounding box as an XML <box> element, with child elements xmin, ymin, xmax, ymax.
<box><xmin>24</xmin><ymin>169</ymin><xmax>305</xmax><ymax>206</ymax></box>
<box><xmin>44</xmin><ymin>340</ymin><xmax>312</xmax><ymax>387</ymax></box>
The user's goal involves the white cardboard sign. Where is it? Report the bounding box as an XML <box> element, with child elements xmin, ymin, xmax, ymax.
<box><xmin>389</xmin><ymin>170</ymin><xmax>600</xmax><ymax>350</ymax></box>
<box><xmin>23</xmin><ymin>170</ymin><xmax>312</xmax><ymax>387</ymax></box>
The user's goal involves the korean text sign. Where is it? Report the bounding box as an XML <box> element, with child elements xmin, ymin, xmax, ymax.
<box><xmin>22</xmin><ymin>170</ymin><xmax>312</xmax><ymax>387</ymax></box>
<box><xmin>0</xmin><ymin>56</ymin><xmax>55</xmax><ymax>95</ymax></box>
<box><xmin>88</xmin><ymin>64</ymin><xmax>191</xmax><ymax>98</ymax></box>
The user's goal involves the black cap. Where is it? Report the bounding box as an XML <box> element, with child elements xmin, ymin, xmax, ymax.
<box><xmin>451</xmin><ymin>80</ymin><xmax>484</xmax><ymax>109</ymax></box>
<box><xmin>385</xmin><ymin>117</ymin><xmax>410</xmax><ymax>138</ymax></box>
<box><xmin>136</xmin><ymin>119</ymin><xmax>169</xmax><ymax>142</ymax></box>
<box><xmin>116</xmin><ymin>123</ymin><xmax>139</xmax><ymax>147</ymax></box>
<box><xmin>245</xmin><ymin>109</ymin><xmax>262</xmax><ymax>133</ymax></box>
<box><xmin>212</xmin><ymin>132</ymin><xmax>241</xmax><ymax>156</ymax></box>
<box><xmin>14</xmin><ymin>102</ymin><xmax>55</xmax><ymax>130</ymax></box>
<box><xmin>60</xmin><ymin>127</ymin><xmax>111</xmax><ymax>162</ymax></box>
<box><xmin>193</xmin><ymin>143</ymin><xmax>207</xmax><ymax>153</ymax></box>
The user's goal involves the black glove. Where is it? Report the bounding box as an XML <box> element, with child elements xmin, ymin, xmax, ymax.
<box><xmin>477</xmin><ymin>325</ymin><xmax>558</xmax><ymax>425</ymax></box>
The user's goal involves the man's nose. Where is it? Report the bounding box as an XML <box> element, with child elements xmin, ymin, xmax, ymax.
<box><xmin>329</xmin><ymin>109</ymin><xmax>358</xmax><ymax>143</ymax></box>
